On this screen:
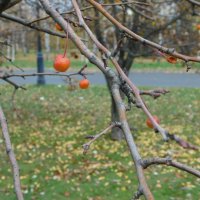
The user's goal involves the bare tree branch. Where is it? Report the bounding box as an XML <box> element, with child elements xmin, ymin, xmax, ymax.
<box><xmin>82</xmin><ymin>122</ymin><xmax>120</xmax><ymax>154</ymax></box>
<box><xmin>145</xmin><ymin>9</ymin><xmax>188</xmax><ymax>38</ymax></box>
<box><xmin>0</xmin><ymin>65</ymin><xmax>90</xmax><ymax>88</ymax></box>
<box><xmin>87</xmin><ymin>0</ymin><xmax>200</xmax><ymax>63</ymax></box>
<box><xmin>21</xmin><ymin>0</ymin><xmax>200</xmax><ymax>199</ymax></box>
<box><xmin>2</xmin><ymin>77</ymin><xmax>26</xmax><ymax>90</ymax></box>
<box><xmin>140</xmin><ymin>89</ymin><xmax>169</xmax><ymax>99</ymax></box>
<box><xmin>110</xmin><ymin>75</ymin><xmax>154</xmax><ymax>199</ymax></box>
<box><xmin>0</xmin><ymin>105</ymin><xmax>24</xmax><ymax>200</ymax></box>
<box><xmin>0</xmin><ymin>71</ymin><xmax>90</xmax><ymax>79</ymax></box>
<box><xmin>187</xmin><ymin>0</ymin><xmax>200</xmax><ymax>6</ymax></box>
<box><xmin>39</xmin><ymin>1</ymin><xmax>154</xmax><ymax>199</ymax></box>
<box><xmin>29</xmin><ymin>1</ymin><xmax>151</xmax><ymax>25</ymax></box>
<box><xmin>0</xmin><ymin>51</ymin><xmax>24</xmax><ymax>72</ymax></box>
<box><xmin>125</xmin><ymin>3</ymin><xmax>155</xmax><ymax>21</ymax></box>
<box><xmin>142</xmin><ymin>157</ymin><xmax>200</xmax><ymax>178</ymax></box>
<box><xmin>167</xmin><ymin>132</ymin><xmax>198</xmax><ymax>150</ymax></box>
<box><xmin>0</xmin><ymin>12</ymin><xmax>67</xmax><ymax>39</ymax></box>
<box><xmin>72</xmin><ymin>0</ymin><xmax>169</xmax><ymax>140</ymax></box>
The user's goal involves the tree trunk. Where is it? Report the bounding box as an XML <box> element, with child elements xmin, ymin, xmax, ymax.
<box><xmin>7</xmin><ymin>36</ymin><xmax>11</xmax><ymax>59</ymax></box>
<box><xmin>108</xmin><ymin>58</ymin><xmax>134</xmax><ymax>140</ymax></box>
<box><xmin>56</xmin><ymin>37</ymin><xmax>60</xmax><ymax>51</ymax></box>
<box><xmin>105</xmin><ymin>75</ymin><xmax>125</xmax><ymax>140</ymax></box>
<box><xmin>94</xmin><ymin>7</ymin><xmax>135</xmax><ymax>140</ymax></box>
<box><xmin>45</xmin><ymin>33</ymin><xmax>50</xmax><ymax>60</ymax></box>
<box><xmin>110</xmin><ymin>95</ymin><xmax>124</xmax><ymax>140</ymax></box>
<box><xmin>21</xmin><ymin>30</ymin><xmax>28</xmax><ymax>56</ymax></box>
<box><xmin>11</xmin><ymin>32</ymin><xmax>15</xmax><ymax>61</ymax></box>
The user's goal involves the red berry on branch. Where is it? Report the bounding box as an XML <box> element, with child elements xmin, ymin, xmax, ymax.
<box><xmin>166</xmin><ymin>56</ymin><xmax>177</xmax><ymax>64</ymax></box>
<box><xmin>53</xmin><ymin>54</ymin><xmax>70</xmax><ymax>72</ymax></box>
<box><xmin>79</xmin><ymin>79</ymin><xmax>90</xmax><ymax>89</ymax></box>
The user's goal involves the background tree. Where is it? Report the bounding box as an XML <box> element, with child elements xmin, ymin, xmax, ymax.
<box><xmin>87</xmin><ymin>0</ymin><xmax>200</xmax><ymax>140</ymax></box>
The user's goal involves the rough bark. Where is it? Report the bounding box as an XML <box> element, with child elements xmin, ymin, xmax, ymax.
<box><xmin>0</xmin><ymin>106</ymin><xmax>24</xmax><ymax>200</ymax></box>
<box><xmin>110</xmin><ymin>97</ymin><xmax>124</xmax><ymax>140</ymax></box>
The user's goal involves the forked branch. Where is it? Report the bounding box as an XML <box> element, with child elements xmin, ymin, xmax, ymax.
<box><xmin>82</xmin><ymin>122</ymin><xmax>120</xmax><ymax>154</ymax></box>
<box><xmin>72</xmin><ymin>0</ymin><xmax>169</xmax><ymax>141</ymax></box>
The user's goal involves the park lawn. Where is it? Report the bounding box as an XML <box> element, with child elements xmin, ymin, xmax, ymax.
<box><xmin>0</xmin><ymin>85</ymin><xmax>199</xmax><ymax>200</ymax></box>
<box><xmin>2</xmin><ymin>51</ymin><xmax>200</xmax><ymax>72</ymax></box>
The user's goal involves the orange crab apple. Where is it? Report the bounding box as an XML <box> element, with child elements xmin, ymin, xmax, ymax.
<box><xmin>79</xmin><ymin>79</ymin><xmax>90</xmax><ymax>89</ymax></box>
<box><xmin>146</xmin><ymin>116</ymin><xmax>160</xmax><ymax>129</ymax></box>
<box><xmin>166</xmin><ymin>56</ymin><xmax>177</xmax><ymax>64</ymax></box>
<box><xmin>53</xmin><ymin>54</ymin><xmax>70</xmax><ymax>72</ymax></box>
<box><xmin>55</xmin><ymin>23</ymin><xmax>63</xmax><ymax>31</ymax></box>
<box><xmin>196</xmin><ymin>24</ymin><xmax>200</xmax><ymax>30</ymax></box>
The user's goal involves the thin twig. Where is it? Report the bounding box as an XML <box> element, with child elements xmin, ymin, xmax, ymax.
<box><xmin>0</xmin><ymin>13</ymin><xmax>69</xmax><ymax>39</ymax></box>
<box><xmin>0</xmin><ymin>70</ymin><xmax>91</xmax><ymax>79</ymax></box>
<box><xmin>127</xmin><ymin>4</ymin><xmax>154</xmax><ymax>20</ymax></box>
<box><xmin>2</xmin><ymin>77</ymin><xmax>26</xmax><ymax>90</ymax></box>
<box><xmin>140</xmin><ymin>89</ymin><xmax>169</xmax><ymax>99</ymax></box>
<box><xmin>0</xmin><ymin>66</ymin><xmax>90</xmax><ymax>88</ymax></box>
<box><xmin>29</xmin><ymin>1</ymin><xmax>151</xmax><ymax>25</ymax></box>
<box><xmin>0</xmin><ymin>52</ymin><xmax>24</xmax><ymax>72</ymax></box>
<box><xmin>82</xmin><ymin>122</ymin><xmax>119</xmax><ymax>154</ymax></box>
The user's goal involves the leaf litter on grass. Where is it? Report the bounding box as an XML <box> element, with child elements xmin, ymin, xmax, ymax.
<box><xmin>0</xmin><ymin>85</ymin><xmax>199</xmax><ymax>199</ymax></box>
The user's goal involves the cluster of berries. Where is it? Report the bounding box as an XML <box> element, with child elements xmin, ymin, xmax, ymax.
<box><xmin>54</xmin><ymin>23</ymin><xmax>90</xmax><ymax>89</ymax></box>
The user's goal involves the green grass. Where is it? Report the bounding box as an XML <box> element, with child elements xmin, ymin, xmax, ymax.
<box><xmin>1</xmin><ymin>51</ymin><xmax>95</xmax><ymax>70</ymax></box>
<box><xmin>2</xmin><ymin>51</ymin><xmax>200</xmax><ymax>72</ymax></box>
<box><xmin>2</xmin><ymin>55</ymin><xmax>94</xmax><ymax>70</ymax></box>
<box><xmin>0</xmin><ymin>85</ymin><xmax>199</xmax><ymax>200</ymax></box>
